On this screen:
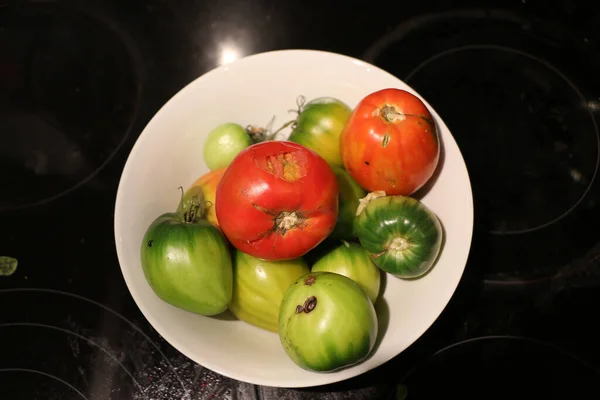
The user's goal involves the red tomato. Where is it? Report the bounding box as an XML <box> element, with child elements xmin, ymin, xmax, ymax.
<box><xmin>215</xmin><ymin>141</ymin><xmax>339</xmax><ymax>261</ymax></box>
<box><xmin>339</xmin><ymin>88</ymin><xmax>440</xmax><ymax>195</ymax></box>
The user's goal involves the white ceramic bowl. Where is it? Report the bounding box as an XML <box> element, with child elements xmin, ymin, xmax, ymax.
<box><xmin>114</xmin><ymin>49</ymin><xmax>473</xmax><ymax>388</ymax></box>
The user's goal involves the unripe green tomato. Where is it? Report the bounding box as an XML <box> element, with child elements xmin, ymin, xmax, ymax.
<box><xmin>288</xmin><ymin>97</ymin><xmax>351</xmax><ymax>167</ymax></box>
<box><xmin>140</xmin><ymin>213</ymin><xmax>233</xmax><ymax>316</ymax></box>
<box><xmin>330</xmin><ymin>166</ymin><xmax>367</xmax><ymax>240</ymax></box>
<box><xmin>278</xmin><ymin>272</ymin><xmax>378</xmax><ymax>372</ymax></box>
<box><xmin>356</xmin><ymin>193</ymin><xmax>443</xmax><ymax>279</ymax></box>
<box><xmin>203</xmin><ymin>122</ymin><xmax>252</xmax><ymax>170</ymax></box>
<box><xmin>229</xmin><ymin>250</ymin><xmax>310</xmax><ymax>332</ymax></box>
<box><xmin>311</xmin><ymin>241</ymin><xmax>381</xmax><ymax>304</ymax></box>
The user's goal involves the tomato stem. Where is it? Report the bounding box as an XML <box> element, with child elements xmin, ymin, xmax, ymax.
<box><xmin>245</xmin><ymin>96</ymin><xmax>306</xmax><ymax>142</ymax></box>
<box><xmin>388</xmin><ymin>236</ymin><xmax>411</xmax><ymax>252</ymax></box>
<box><xmin>275</xmin><ymin>211</ymin><xmax>305</xmax><ymax>234</ymax></box>
<box><xmin>247</xmin><ymin>117</ymin><xmax>297</xmax><ymax>142</ymax></box>
<box><xmin>269</xmin><ymin>118</ymin><xmax>296</xmax><ymax>140</ymax></box>
<box><xmin>380</xmin><ymin>105</ymin><xmax>406</xmax><ymax>123</ymax></box>
<box><xmin>356</xmin><ymin>191</ymin><xmax>387</xmax><ymax>216</ymax></box>
<box><xmin>177</xmin><ymin>186</ymin><xmax>206</xmax><ymax>223</ymax></box>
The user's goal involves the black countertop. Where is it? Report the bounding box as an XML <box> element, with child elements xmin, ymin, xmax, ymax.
<box><xmin>2</xmin><ymin>0</ymin><xmax>600</xmax><ymax>399</ymax></box>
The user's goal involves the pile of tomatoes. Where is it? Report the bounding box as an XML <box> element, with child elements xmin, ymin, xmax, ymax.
<box><xmin>140</xmin><ymin>88</ymin><xmax>444</xmax><ymax>373</ymax></box>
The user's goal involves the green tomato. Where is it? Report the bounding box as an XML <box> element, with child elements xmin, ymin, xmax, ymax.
<box><xmin>356</xmin><ymin>193</ymin><xmax>443</xmax><ymax>279</ymax></box>
<box><xmin>278</xmin><ymin>272</ymin><xmax>378</xmax><ymax>372</ymax></box>
<box><xmin>288</xmin><ymin>97</ymin><xmax>351</xmax><ymax>167</ymax></box>
<box><xmin>0</xmin><ymin>256</ymin><xmax>18</xmax><ymax>276</ymax></box>
<box><xmin>229</xmin><ymin>250</ymin><xmax>310</xmax><ymax>332</ymax></box>
<box><xmin>140</xmin><ymin>204</ymin><xmax>233</xmax><ymax>316</ymax></box>
<box><xmin>330</xmin><ymin>166</ymin><xmax>367</xmax><ymax>240</ymax></box>
<box><xmin>311</xmin><ymin>242</ymin><xmax>380</xmax><ymax>304</ymax></box>
<box><xmin>203</xmin><ymin>122</ymin><xmax>252</xmax><ymax>170</ymax></box>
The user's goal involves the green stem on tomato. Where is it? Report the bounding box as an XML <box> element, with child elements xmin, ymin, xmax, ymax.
<box><xmin>177</xmin><ymin>186</ymin><xmax>206</xmax><ymax>223</ymax></box>
<box><xmin>246</xmin><ymin>95</ymin><xmax>308</xmax><ymax>142</ymax></box>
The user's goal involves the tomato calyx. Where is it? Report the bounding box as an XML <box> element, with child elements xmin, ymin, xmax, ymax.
<box><xmin>275</xmin><ymin>211</ymin><xmax>306</xmax><ymax>234</ymax></box>
<box><xmin>356</xmin><ymin>190</ymin><xmax>387</xmax><ymax>216</ymax></box>
<box><xmin>246</xmin><ymin>96</ymin><xmax>307</xmax><ymax>142</ymax></box>
<box><xmin>377</xmin><ymin>104</ymin><xmax>435</xmax><ymax>126</ymax></box>
<box><xmin>252</xmin><ymin>203</ymin><xmax>309</xmax><ymax>237</ymax></box>
<box><xmin>295</xmin><ymin>296</ymin><xmax>317</xmax><ymax>314</ymax></box>
<box><xmin>371</xmin><ymin>236</ymin><xmax>413</xmax><ymax>260</ymax></box>
<box><xmin>176</xmin><ymin>186</ymin><xmax>207</xmax><ymax>224</ymax></box>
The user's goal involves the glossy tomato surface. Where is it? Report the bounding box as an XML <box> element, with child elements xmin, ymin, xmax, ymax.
<box><xmin>339</xmin><ymin>88</ymin><xmax>440</xmax><ymax>195</ymax></box>
<box><xmin>215</xmin><ymin>141</ymin><xmax>339</xmax><ymax>261</ymax></box>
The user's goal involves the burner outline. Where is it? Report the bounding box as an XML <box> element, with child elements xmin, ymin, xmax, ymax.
<box><xmin>0</xmin><ymin>322</ymin><xmax>145</xmax><ymax>394</ymax></box>
<box><xmin>362</xmin><ymin>10</ymin><xmax>600</xmax><ymax>235</ymax></box>
<box><xmin>0</xmin><ymin>3</ymin><xmax>143</xmax><ymax>212</ymax></box>
<box><xmin>399</xmin><ymin>334</ymin><xmax>600</xmax><ymax>384</ymax></box>
<box><xmin>0</xmin><ymin>367</ymin><xmax>89</xmax><ymax>399</ymax></box>
<box><xmin>405</xmin><ymin>44</ymin><xmax>599</xmax><ymax>235</ymax></box>
<box><xmin>0</xmin><ymin>288</ymin><xmax>189</xmax><ymax>397</ymax></box>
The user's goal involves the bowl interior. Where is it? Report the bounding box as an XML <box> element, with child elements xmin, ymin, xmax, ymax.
<box><xmin>114</xmin><ymin>49</ymin><xmax>473</xmax><ymax>388</ymax></box>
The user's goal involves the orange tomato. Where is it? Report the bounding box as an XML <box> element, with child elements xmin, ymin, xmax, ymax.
<box><xmin>339</xmin><ymin>88</ymin><xmax>440</xmax><ymax>196</ymax></box>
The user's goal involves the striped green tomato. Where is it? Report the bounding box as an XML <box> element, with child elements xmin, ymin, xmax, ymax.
<box><xmin>229</xmin><ymin>250</ymin><xmax>310</xmax><ymax>332</ymax></box>
<box><xmin>356</xmin><ymin>192</ymin><xmax>443</xmax><ymax>279</ymax></box>
<box><xmin>288</xmin><ymin>97</ymin><xmax>351</xmax><ymax>167</ymax></box>
<box><xmin>311</xmin><ymin>241</ymin><xmax>381</xmax><ymax>304</ymax></box>
<box><xmin>140</xmin><ymin>208</ymin><xmax>233</xmax><ymax>316</ymax></box>
<box><xmin>278</xmin><ymin>272</ymin><xmax>378</xmax><ymax>372</ymax></box>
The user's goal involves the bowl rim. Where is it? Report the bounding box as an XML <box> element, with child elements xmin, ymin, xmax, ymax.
<box><xmin>114</xmin><ymin>48</ymin><xmax>474</xmax><ymax>388</ymax></box>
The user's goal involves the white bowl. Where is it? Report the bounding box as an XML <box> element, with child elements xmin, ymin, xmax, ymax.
<box><xmin>114</xmin><ymin>49</ymin><xmax>473</xmax><ymax>388</ymax></box>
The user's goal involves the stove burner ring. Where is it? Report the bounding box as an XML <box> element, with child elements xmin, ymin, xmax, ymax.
<box><xmin>0</xmin><ymin>4</ymin><xmax>142</xmax><ymax>212</ymax></box>
<box><xmin>0</xmin><ymin>368</ymin><xmax>89</xmax><ymax>399</ymax></box>
<box><xmin>0</xmin><ymin>322</ymin><xmax>145</xmax><ymax>392</ymax></box>
<box><xmin>406</xmin><ymin>44</ymin><xmax>600</xmax><ymax>235</ymax></box>
<box><xmin>396</xmin><ymin>335</ymin><xmax>600</xmax><ymax>399</ymax></box>
<box><xmin>0</xmin><ymin>288</ymin><xmax>190</xmax><ymax>399</ymax></box>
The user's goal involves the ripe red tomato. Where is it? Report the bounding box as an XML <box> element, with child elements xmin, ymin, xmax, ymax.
<box><xmin>339</xmin><ymin>88</ymin><xmax>440</xmax><ymax>196</ymax></box>
<box><xmin>215</xmin><ymin>141</ymin><xmax>339</xmax><ymax>261</ymax></box>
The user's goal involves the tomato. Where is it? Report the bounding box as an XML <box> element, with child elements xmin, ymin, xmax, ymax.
<box><xmin>140</xmin><ymin>199</ymin><xmax>233</xmax><ymax>316</ymax></box>
<box><xmin>178</xmin><ymin>168</ymin><xmax>226</xmax><ymax>227</ymax></box>
<box><xmin>339</xmin><ymin>88</ymin><xmax>440</xmax><ymax>196</ymax></box>
<box><xmin>203</xmin><ymin>123</ymin><xmax>253</xmax><ymax>170</ymax></box>
<box><xmin>278</xmin><ymin>271</ymin><xmax>378</xmax><ymax>372</ymax></box>
<box><xmin>288</xmin><ymin>97</ymin><xmax>351</xmax><ymax>167</ymax></box>
<box><xmin>215</xmin><ymin>141</ymin><xmax>339</xmax><ymax>261</ymax></box>
<box><xmin>355</xmin><ymin>192</ymin><xmax>442</xmax><ymax>279</ymax></box>
<box><xmin>311</xmin><ymin>241</ymin><xmax>381</xmax><ymax>304</ymax></box>
<box><xmin>330</xmin><ymin>166</ymin><xmax>366</xmax><ymax>240</ymax></box>
<box><xmin>229</xmin><ymin>250</ymin><xmax>310</xmax><ymax>332</ymax></box>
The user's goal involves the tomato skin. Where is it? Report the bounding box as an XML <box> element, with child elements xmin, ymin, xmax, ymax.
<box><xmin>215</xmin><ymin>141</ymin><xmax>339</xmax><ymax>261</ymax></box>
<box><xmin>203</xmin><ymin>123</ymin><xmax>253</xmax><ymax>170</ymax></box>
<box><xmin>229</xmin><ymin>250</ymin><xmax>310</xmax><ymax>332</ymax></box>
<box><xmin>330</xmin><ymin>166</ymin><xmax>366</xmax><ymax>241</ymax></box>
<box><xmin>140</xmin><ymin>213</ymin><xmax>233</xmax><ymax>316</ymax></box>
<box><xmin>339</xmin><ymin>88</ymin><xmax>440</xmax><ymax>196</ymax></box>
<box><xmin>278</xmin><ymin>272</ymin><xmax>378</xmax><ymax>372</ymax></box>
<box><xmin>311</xmin><ymin>242</ymin><xmax>381</xmax><ymax>304</ymax></box>
<box><xmin>178</xmin><ymin>168</ymin><xmax>226</xmax><ymax>227</ymax></box>
<box><xmin>288</xmin><ymin>97</ymin><xmax>351</xmax><ymax>167</ymax></box>
<box><xmin>356</xmin><ymin>193</ymin><xmax>442</xmax><ymax>279</ymax></box>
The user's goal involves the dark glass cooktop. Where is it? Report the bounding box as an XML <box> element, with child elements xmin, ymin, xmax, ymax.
<box><xmin>1</xmin><ymin>1</ymin><xmax>600</xmax><ymax>399</ymax></box>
